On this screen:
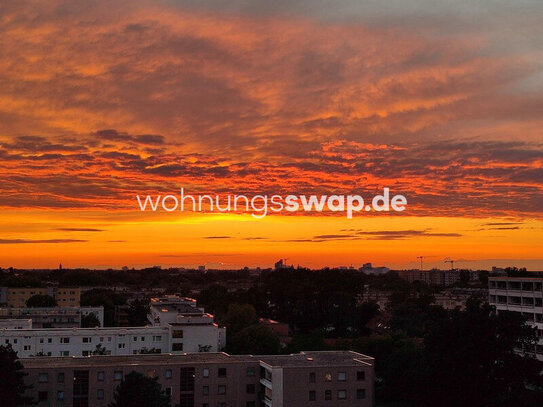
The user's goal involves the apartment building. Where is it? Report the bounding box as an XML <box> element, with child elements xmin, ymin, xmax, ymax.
<box><xmin>0</xmin><ymin>287</ymin><xmax>81</xmax><ymax>307</ymax></box>
<box><xmin>0</xmin><ymin>306</ymin><xmax>104</xmax><ymax>328</ymax></box>
<box><xmin>396</xmin><ymin>269</ymin><xmax>462</xmax><ymax>286</ymax></box>
<box><xmin>0</xmin><ymin>297</ymin><xmax>224</xmax><ymax>357</ymax></box>
<box><xmin>488</xmin><ymin>276</ymin><xmax>543</xmax><ymax>361</ymax></box>
<box><xmin>0</xmin><ymin>318</ymin><xmax>32</xmax><ymax>329</ymax></box>
<box><xmin>2</xmin><ymin>326</ymin><xmax>172</xmax><ymax>357</ymax></box>
<box><xmin>20</xmin><ymin>351</ymin><xmax>374</xmax><ymax>407</ymax></box>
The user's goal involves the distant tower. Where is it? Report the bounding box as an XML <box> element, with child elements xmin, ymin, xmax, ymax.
<box><xmin>59</xmin><ymin>263</ymin><xmax>63</xmax><ymax>270</ymax></box>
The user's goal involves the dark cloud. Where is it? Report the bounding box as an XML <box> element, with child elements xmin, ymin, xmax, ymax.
<box><xmin>54</xmin><ymin>228</ymin><xmax>105</xmax><ymax>232</ymax></box>
<box><xmin>0</xmin><ymin>239</ymin><xmax>88</xmax><ymax>244</ymax></box>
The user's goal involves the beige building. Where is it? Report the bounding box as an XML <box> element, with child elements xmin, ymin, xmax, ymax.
<box><xmin>21</xmin><ymin>351</ymin><xmax>374</xmax><ymax>407</ymax></box>
<box><xmin>0</xmin><ymin>287</ymin><xmax>81</xmax><ymax>307</ymax></box>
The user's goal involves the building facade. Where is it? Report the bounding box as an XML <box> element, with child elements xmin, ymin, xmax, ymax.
<box><xmin>0</xmin><ymin>306</ymin><xmax>104</xmax><ymax>328</ymax></box>
<box><xmin>0</xmin><ymin>287</ymin><xmax>81</xmax><ymax>307</ymax></box>
<box><xmin>20</xmin><ymin>351</ymin><xmax>374</xmax><ymax>407</ymax></box>
<box><xmin>488</xmin><ymin>277</ymin><xmax>543</xmax><ymax>361</ymax></box>
<box><xmin>0</xmin><ymin>297</ymin><xmax>224</xmax><ymax>358</ymax></box>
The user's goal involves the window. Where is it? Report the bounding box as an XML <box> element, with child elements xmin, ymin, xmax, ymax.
<box><xmin>48</xmin><ymin>338</ymin><xmax>52</xmax><ymax>343</ymax></box>
<box><xmin>133</xmin><ymin>336</ymin><xmax>138</xmax><ymax>342</ymax></box>
<box><xmin>114</xmin><ymin>371</ymin><xmax>123</xmax><ymax>380</ymax></box>
<box><xmin>357</xmin><ymin>389</ymin><xmax>366</xmax><ymax>399</ymax></box>
<box><xmin>172</xmin><ymin>343</ymin><xmax>183</xmax><ymax>351</ymax></box>
<box><xmin>60</xmin><ymin>351</ymin><xmax>69</xmax><ymax>356</ymax></box>
<box><xmin>203</xmin><ymin>385</ymin><xmax>209</xmax><ymax>396</ymax></box>
<box><xmin>180</xmin><ymin>367</ymin><xmax>195</xmax><ymax>392</ymax></box>
<box><xmin>152</xmin><ymin>335</ymin><xmax>162</xmax><ymax>341</ymax></box>
<box><xmin>218</xmin><ymin>385</ymin><xmax>226</xmax><ymax>395</ymax></box>
<box><xmin>309</xmin><ymin>372</ymin><xmax>316</xmax><ymax>383</ymax></box>
<box><xmin>173</xmin><ymin>330</ymin><xmax>184</xmax><ymax>338</ymax></box>
<box><xmin>82</xmin><ymin>351</ymin><xmax>91</xmax><ymax>356</ymax></box>
<box><xmin>338</xmin><ymin>372</ymin><xmax>346</xmax><ymax>381</ymax></box>
<box><xmin>246</xmin><ymin>402</ymin><xmax>256</xmax><ymax>407</ymax></box>
<box><xmin>57</xmin><ymin>391</ymin><xmax>65</xmax><ymax>401</ymax></box>
<box><xmin>218</xmin><ymin>367</ymin><xmax>227</xmax><ymax>378</ymax></box>
<box><xmin>97</xmin><ymin>371</ymin><xmax>105</xmax><ymax>381</ymax></box>
<box><xmin>146</xmin><ymin>369</ymin><xmax>157</xmax><ymax>378</ymax></box>
<box><xmin>203</xmin><ymin>368</ymin><xmax>210</xmax><ymax>378</ymax></box>
<box><xmin>57</xmin><ymin>372</ymin><xmax>65</xmax><ymax>383</ymax></box>
<box><xmin>325</xmin><ymin>390</ymin><xmax>332</xmax><ymax>400</ymax></box>
<box><xmin>357</xmin><ymin>370</ymin><xmax>365</xmax><ymax>381</ymax></box>
<box><xmin>118</xmin><ymin>343</ymin><xmax>125</xmax><ymax>349</ymax></box>
<box><xmin>165</xmin><ymin>387</ymin><xmax>172</xmax><ymax>397</ymax></box>
<box><xmin>23</xmin><ymin>345</ymin><xmax>31</xmax><ymax>351</ymax></box>
<box><xmin>338</xmin><ymin>390</ymin><xmax>346</xmax><ymax>400</ymax></box>
<box><xmin>165</xmin><ymin>369</ymin><xmax>172</xmax><ymax>379</ymax></box>
<box><xmin>38</xmin><ymin>373</ymin><xmax>48</xmax><ymax>383</ymax></box>
<box><xmin>38</xmin><ymin>391</ymin><xmax>48</xmax><ymax>402</ymax></box>
<box><xmin>40</xmin><ymin>338</ymin><xmax>44</xmax><ymax>344</ymax></box>
<box><xmin>246</xmin><ymin>367</ymin><xmax>255</xmax><ymax>377</ymax></box>
<box><xmin>246</xmin><ymin>384</ymin><xmax>255</xmax><ymax>394</ymax></box>
<box><xmin>97</xmin><ymin>389</ymin><xmax>104</xmax><ymax>400</ymax></box>
<box><xmin>309</xmin><ymin>390</ymin><xmax>316</xmax><ymax>401</ymax></box>
<box><xmin>325</xmin><ymin>372</ymin><xmax>332</xmax><ymax>382</ymax></box>
<box><xmin>83</xmin><ymin>337</ymin><xmax>91</xmax><ymax>343</ymax></box>
<box><xmin>60</xmin><ymin>337</ymin><xmax>70</xmax><ymax>343</ymax></box>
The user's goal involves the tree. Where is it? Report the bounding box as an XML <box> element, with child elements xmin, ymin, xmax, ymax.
<box><xmin>126</xmin><ymin>299</ymin><xmax>150</xmax><ymax>326</ymax></box>
<box><xmin>81</xmin><ymin>312</ymin><xmax>101</xmax><ymax>328</ymax></box>
<box><xmin>417</xmin><ymin>299</ymin><xmax>543</xmax><ymax>407</ymax></box>
<box><xmin>81</xmin><ymin>289</ymin><xmax>127</xmax><ymax>327</ymax></box>
<box><xmin>224</xmin><ymin>303</ymin><xmax>257</xmax><ymax>335</ymax></box>
<box><xmin>0</xmin><ymin>345</ymin><xmax>33</xmax><ymax>407</ymax></box>
<box><xmin>109</xmin><ymin>371</ymin><xmax>170</xmax><ymax>407</ymax></box>
<box><xmin>228</xmin><ymin>324</ymin><xmax>280</xmax><ymax>355</ymax></box>
<box><xmin>92</xmin><ymin>344</ymin><xmax>108</xmax><ymax>355</ymax></box>
<box><xmin>26</xmin><ymin>294</ymin><xmax>57</xmax><ymax>307</ymax></box>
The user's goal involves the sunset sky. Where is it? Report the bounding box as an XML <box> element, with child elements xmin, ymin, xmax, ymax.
<box><xmin>1</xmin><ymin>0</ymin><xmax>542</xmax><ymax>269</ymax></box>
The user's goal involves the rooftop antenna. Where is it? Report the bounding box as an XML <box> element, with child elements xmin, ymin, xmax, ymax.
<box><xmin>416</xmin><ymin>256</ymin><xmax>425</xmax><ymax>270</ymax></box>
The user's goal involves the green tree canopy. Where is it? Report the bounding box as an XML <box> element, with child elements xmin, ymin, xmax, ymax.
<box><xmin>81</xmin><ymin>312</ymin><xmax>101</xmax><ymax>328</ymax></box>
<box><xmin>0</xmin><ymin>345</ymin><xmax>33</xmax><ymax>407</ymax></box>
<box><xmin>25</xmin><ymin>294</ymin><xmax>57</xmax><ymax>307</ymax></box>
<box><xmin>417</xmin><ymin>299</ymin><xmax>543</xmax><ymax>407</ymax></box>
<box><xmin>109</xmin><ymin>371</ymin><xmax>170</xmax><ymax>407</ymax></box>
<box><xmin>228</xmin><ymin>324</ymin><xmax>280</xmax><ymax>355</ymax></box>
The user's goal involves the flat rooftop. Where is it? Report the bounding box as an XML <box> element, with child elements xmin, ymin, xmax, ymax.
<box><xmin>22</xmin><ymin>352</ymin><xmax>254</xmax><ymax>369</ymax></box>
<box><xmin>21</xmin><ymin>351</ymin><xmax>373</xmax><ymax>369</ymax></box>
<box><xmin>257</xmin><ymin>351</ymin><xmax>374</xmax><ymax>368</ymax></box>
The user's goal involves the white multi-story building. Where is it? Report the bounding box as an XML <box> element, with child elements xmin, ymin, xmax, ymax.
<box><xmin>0</xmin><ymin>296</ymin><xmax>225</xmax><ymax>358</ymax></box>
<box><xmin>488</xmin><ymin>277</ymin><xmax>543</xmax><ymax>361</ymax></box>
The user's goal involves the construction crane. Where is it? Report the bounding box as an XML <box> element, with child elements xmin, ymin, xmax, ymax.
<box><xmin>444</xmin><ymin>259</ymin><xmax>458</xmax><ymax>270</ymax></box>
<box><xmin>416</xmin><ymin>256</ymin><xmax>425</xmax><ymax>270</ymax></box>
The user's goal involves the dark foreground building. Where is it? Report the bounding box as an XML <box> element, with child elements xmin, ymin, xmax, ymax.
<box><xmin>21</xmin><ymin>351</ymin><xmax>374</xmax><ymax>407</ymax></box>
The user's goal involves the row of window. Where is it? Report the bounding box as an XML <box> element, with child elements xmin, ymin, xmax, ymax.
<box><xmin>37</xmin><ymin>366</ymin><xmax>249</xmax><ymax>384</ymax></box>
<box><xmin>309</xmin><ymin>370</ymin><xmax>365</xmax><ymax>382</ymax></box>
<box><xmin>4</xmin><ymin>335</ymin><xmax>164</xmax><ymax>346</ymax></box>
<box><xmin>37</xmin><ymin>388</ymin><xmax>108</xmax><ymax>402</ymax></box>
<box><xmin>309</xmin><ymin>388</ymin><xmax>366</xmax><ymax>401</ymax></box>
